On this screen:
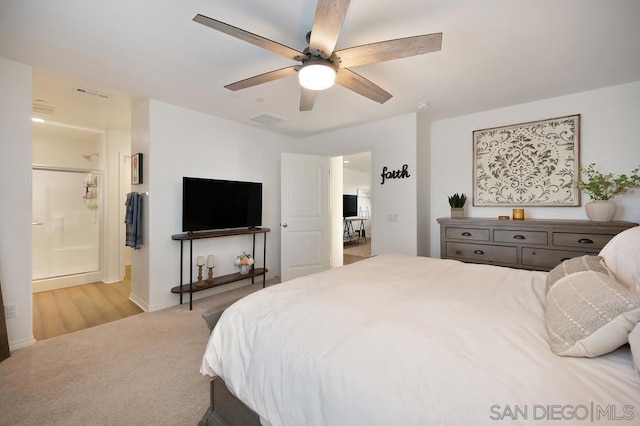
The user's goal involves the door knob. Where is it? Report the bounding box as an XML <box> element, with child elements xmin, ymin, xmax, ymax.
<box><xmin>282</xmin><ymin>223</ymin><xmax>288</xmax><ymax>228</ymax></box>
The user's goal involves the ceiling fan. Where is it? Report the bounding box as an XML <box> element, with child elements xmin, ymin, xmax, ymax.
<box><xmin>193</xmin><ymin>0</ymin><xmax>442</xmax><ymax>111</ymax></box>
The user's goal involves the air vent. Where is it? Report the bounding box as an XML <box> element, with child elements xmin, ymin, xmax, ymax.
<box><xmin>73</xmin><ymin>86</ymin><xmax>111</xmax><ymax>99</ymax></box>
<box><xmin>32</xmin><ymin>103</ymin><xmax>56</xmax><ymax>115</ymax></box>
<box><xmin>250</xmin><ymin>113</ymin><xmax>285</xmax><ymax>126</ymax></box>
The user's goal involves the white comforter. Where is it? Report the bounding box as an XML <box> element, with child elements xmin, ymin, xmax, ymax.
<box><xmin>201</xmin><ymin>254</ymin><xmax>640</xmax><ymax>425</ymax></box>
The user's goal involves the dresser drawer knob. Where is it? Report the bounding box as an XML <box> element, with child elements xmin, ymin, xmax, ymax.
<box><xmin>577</xmin><ymin>238</ymin><xmax>594</xmax><ymax>244</ymax></box>
<box><xmin>461</xmin><ymin>232</ymin><xmax>472</xmax><ymax>237</ymax></box>
<box><xmin>513</xmin><ymin>235</ymin><xmax>526</xmax><ymax>240</ymax></box>
<box><xmin>473</xmin><ymin>250</ymin><xmax>485</xmax><ymax>255</ymax></box>
<box><xmin>455</xmin><ymin>250</ymin><xmax>462</xmax><ymax>255</ymax></box>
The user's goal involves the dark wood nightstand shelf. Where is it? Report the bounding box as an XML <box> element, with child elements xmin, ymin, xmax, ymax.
<box><xmin>436</xmin><ymin>218</ymin><xmax>637</xmax><ymax>271</ymax></box>
<box><xmin>171</xmin><ymin>227</ymin><xmax>270</xmax><ymax>309</ymax></box>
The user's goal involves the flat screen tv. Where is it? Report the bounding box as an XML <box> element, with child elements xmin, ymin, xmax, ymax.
<box><xmin>182</xmin><ymin>177</ymin><xmax>262</xmax><ymax>233</ymax></box>
<box><xmin>343</xmin><ymin>194</ymin><xmax>358</xmax><ymax>218</ymax></box>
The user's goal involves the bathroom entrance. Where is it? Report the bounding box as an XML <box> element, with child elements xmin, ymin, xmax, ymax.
<box><xmin>32</xmin><ymin>122</ymin><xmax>104</xmax><ymax>292</ymax></box>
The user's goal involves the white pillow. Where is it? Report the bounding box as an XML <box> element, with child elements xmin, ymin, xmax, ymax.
<box><xmin>599</xmin><ymin>226</ymin><xmax>640</xmax><ymax>293</ymax></box>
<box><xmin>546</xmin><ymin>270</ymin><xmax>640</xmax><ymax>357</ymax></box>
<box><xmin>630</xmin><ymin>323</ymin><xmax>640</xmax><ymax>377</ymax></box>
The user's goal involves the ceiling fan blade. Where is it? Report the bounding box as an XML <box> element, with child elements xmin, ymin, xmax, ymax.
<box><xmin>335</xmin><ymin>68</ymin><xmax>392</xmax><ymax>104</ymax></box>
<box><xmin>224</xmin><ymin>66</ymin><xmax>299</xmax><ymax>91</ymax></box>
<box><xmin>194</xmin><ymin>14</ymin><xmax>308</xmax><ymax>61</ymax></box>
<box><xmin>335</xmin><ymin>33</ymin><xmax>442</xmax><ymax>68</ymax></box>
<box><xmin>308</xmin><ymin>0</ymin><xmax>351</xmax><ymax>58</ymax></box>
<box><xmin>299</xmin><ymin>88</ymin><xmax>318</xmax><ymax>111</ymax></box>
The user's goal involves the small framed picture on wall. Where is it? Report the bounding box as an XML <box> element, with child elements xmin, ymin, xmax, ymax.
<box><xmin>357</xmin><ymin>188</ymin><xmax>370</xmax><ymax>198</ymax></box>
<box><xmin>132</xmin><ymin>153</ymin><xmax>143</xmax><ymax>185</ymax></box>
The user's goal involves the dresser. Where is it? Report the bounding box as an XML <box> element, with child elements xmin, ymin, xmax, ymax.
<box><xmin>436</xmin><ymin>217</ymin><xmax>638</xmax><ymax>271</ymax></box>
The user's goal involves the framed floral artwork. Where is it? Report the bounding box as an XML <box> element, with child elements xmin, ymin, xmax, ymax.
<box><xmin>131</xmin><ymin>153</ymin><xmax>143</xmax><ymax>185</ymax></box>
<box><xmin>472</xmin><ymin>114</ymin><xmax>580</xmax><ymax>206</ymax></box>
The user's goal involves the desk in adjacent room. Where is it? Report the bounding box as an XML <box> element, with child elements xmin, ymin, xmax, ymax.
<box><xmin>343</xmin><ymin>217</ymin><xmax>367</xmax><ymax>245</ymax></box>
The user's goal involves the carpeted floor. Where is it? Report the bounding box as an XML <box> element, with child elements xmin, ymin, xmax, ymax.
<box><xmin>0</xmin><ymin>282</ymin><xmax>271</xmax><ymax>426</ymax></box>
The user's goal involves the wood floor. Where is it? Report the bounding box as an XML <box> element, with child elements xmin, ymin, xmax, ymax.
<box><xmin>33</xmin><ymin>268</ymin><xmax>142</xmax><ymax>341</ymax></box>
<box><xmin>343</xmin><ymin>238</ymin><xmax>372</xmax><ymax>265</ymax></box>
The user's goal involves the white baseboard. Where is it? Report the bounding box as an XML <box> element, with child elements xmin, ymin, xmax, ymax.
<box><xmin>10</xmin><ymin>336</ymin><xmax>36</xmax><ymax>351</ymax></box>
<box><xmin>102</xmin><ymin>275</ymin><xmax>122</xmax><ymax>284</ymax></box>
<box><xmin>128</xmin><ymin>293</ymin><xmax>149</xmax><ymax>312</ymax></box>
<box><xmin>32</xmin><ymin>271</ymin><xmax>103</xmax><ymax>293</ymax></box>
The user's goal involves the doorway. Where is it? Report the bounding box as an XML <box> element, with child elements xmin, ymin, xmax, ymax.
<box><xmin>341</xmin><ymin>152</ymin><xmax>372</xmax><ymax>265</ymax></box>
<box><xmin>32</xmin><ymin>122</ymin><xmax>105</xmax><ymax>292</ymax></box>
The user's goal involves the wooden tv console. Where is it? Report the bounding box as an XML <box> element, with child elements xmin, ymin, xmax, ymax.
<box><xmin>171</xmin><ymin>227</ymin><xmax>270</xmax><ymax>310</ymax></box>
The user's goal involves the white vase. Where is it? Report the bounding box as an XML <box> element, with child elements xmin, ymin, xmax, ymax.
<box><xmin>585</xmin><ymin>200</ymin><xmax>616</xmax><ymax>222</ymax></box>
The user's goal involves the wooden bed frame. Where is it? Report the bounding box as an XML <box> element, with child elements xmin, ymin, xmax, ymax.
<box><xmin>199</xmin><ymin>376</ymin><xmax>261</xmax><ymax>426</ymax></box>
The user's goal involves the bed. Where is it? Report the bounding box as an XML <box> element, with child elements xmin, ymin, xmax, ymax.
<box><xmin>200</xmin><ymin>226</ymin><xmax>640</xmax><ymax>425</ymax></box>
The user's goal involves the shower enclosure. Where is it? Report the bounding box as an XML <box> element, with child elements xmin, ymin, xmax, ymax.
<box><xmin>32</xmin><ymin>167</ymin><xmax>101</xmax><ymax>286</ymax></box>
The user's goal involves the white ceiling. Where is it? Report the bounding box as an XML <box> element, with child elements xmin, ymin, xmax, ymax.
<box><xmin>1</xmin><ymin>0</ymin><xmax>639</xmax><ymax>137</ymax></box>
<box><xmin>343</xmin><ymin>152</ymin><xmax>371</xmax><ymax>173</ymax></box>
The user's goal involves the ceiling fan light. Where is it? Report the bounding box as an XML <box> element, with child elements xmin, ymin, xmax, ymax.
<box><xmin>298</xmin><ymin>63</ymin><xmax>336</xmax><ymax>91</ymax></box>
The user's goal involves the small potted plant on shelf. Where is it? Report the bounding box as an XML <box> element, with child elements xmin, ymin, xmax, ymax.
<box><xmin>448</xmin><ymin>193</ymin><xmax>467</xmax><ymax>219</ymax></box>
<box><xmin>234</xmin><ymin>251</ymin><xmax>255</xmax><ymax>275</ymax></box>
<box><xmin>566</xmin><ymin>163</ymin><xmax>640</xmax><ymax>221</ymax></box>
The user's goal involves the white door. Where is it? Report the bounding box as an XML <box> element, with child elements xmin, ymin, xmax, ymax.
<box><xmin>281</xmin><ymin>153</ymin><xmax>330</xmax><ymax>282</ymax></box>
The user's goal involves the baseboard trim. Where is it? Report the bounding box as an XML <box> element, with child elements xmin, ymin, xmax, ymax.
<box><xmin>128</xmin><ymin>293</ymin><xmax>149</xmax><ymax>312</ymax></box>
<box><xmin>10</xmin><ymin>336</ymin><xmax>35</xmax><ymax>351</ymax></box>
<box><xmin>102</xmin><ymin>275</ymin><xmax>122</xmax><ymax>284</ymax></box>
<box><xmin>32</xmin><ymin>271</ymin><xmax>103</xmax><ymax>293</ymax></box>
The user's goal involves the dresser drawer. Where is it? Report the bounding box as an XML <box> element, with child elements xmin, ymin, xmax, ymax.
<box><xmin>494</xmin><ymin>229</ymin><xmax>547</xmax><ymax>245</ymax></box>
<box><xmin>522</xmin><ymin>248</ymin><xmax>590</xmax><ymax>269</ymax></box>
<box><xmin>552</xmin><ymin>232</ymin><xmax>614</xmax><ymax>250</ymax></box>
<box><xmin>446</xmin><ymin>242</ymin><xmax>517</xmax><ymax>264</ymax></box>
<box><xmin>445</xmin><ymin>227</ymin><xmax>490</xmax><ymax>241</ymax></box>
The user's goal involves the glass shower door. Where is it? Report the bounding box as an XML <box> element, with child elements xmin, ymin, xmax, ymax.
<box><xmin>32</xmin><ymin>168</ymin><xmax>100</xmax><ymax>280</ymax></box>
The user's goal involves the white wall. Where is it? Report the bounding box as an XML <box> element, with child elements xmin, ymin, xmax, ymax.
<box><xmin>343</xmin><ymin>168</ymin><xmax>371</xmax><ymax>195</ymax></box>
<box><xmin>429</xmin><ymin>82</ymin><xmax>640</xmax><ymax>257</ymax></box>
<box><xmin>134</xmin><ymin>100</ymin><xmax>296</xmax><ymax>312</ymax></box>
<box><xmin>416</xmin><ymin>110</ymin><xmax>431</xmax><ymax>257</ymax></box>
<box><xmin>129</xmin><ymin>100</ymin><xmax>151</xmax><ymax>310</ymax></box>
<box><xmin>298</xmin><ymin>114</ymin><xmax>418</xmax><ymax>256</ymax></box>
<box><xmin>105</xmin><ymin>128</ymin><xmax>131</xmax><ymax>283</ymax></box>
<box><xmin>0</xmin><ymin>58</ymin><xmax>34</xmax><ymax>350</ymax></box>
<box><xmin>32</xmin><ymin>125</ymin><xmax>103</xmax><ymax>167</ymax></box>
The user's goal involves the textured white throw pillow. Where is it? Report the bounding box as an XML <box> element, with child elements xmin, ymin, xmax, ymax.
<box><xmin>546</xmin><ymin>270</ymin><xmax>640</xmax><ymax>357</ymax></box>
<box><xmin>599</xmin><ymin>226</ymin><xmax>640</xmax><ymax>293</ymax></box>
<box><xmin>545</xmin><ymin>255</ymin><xmax>609</xmax><ymax>295</ymax></box>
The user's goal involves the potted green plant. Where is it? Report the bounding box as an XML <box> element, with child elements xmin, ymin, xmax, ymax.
<box><xmin>448</xmin><ymin>193</ymin><xmax>467</xmax><ymax>219</ymax></box>
<box><xmin>567</xmin><ymin>163</ymin><xmax>640</xmax><ymax>221</ymax></box>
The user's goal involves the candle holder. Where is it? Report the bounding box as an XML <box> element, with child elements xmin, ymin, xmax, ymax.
<box><xmin>196</xmin><ymin>264</ymin><xmax>205</xmax><ymax>287</ymax></box>
<box><xmin>512</xmin><ymin>208</ymin><xmax>525</xmax><ymax>220</ymax></box>
<box><xmin>206</xmin><ymin>266</ymin><xmax>215</xmax><ymax>283</ymax></box>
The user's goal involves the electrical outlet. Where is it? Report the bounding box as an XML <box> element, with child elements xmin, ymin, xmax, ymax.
<box><xmin>4</xmin><ymin>303</ymin><xmax>17</xmax><ymax>319</ymax></box>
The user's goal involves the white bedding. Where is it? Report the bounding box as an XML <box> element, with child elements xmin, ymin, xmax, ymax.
<box><xmin>201</xmin><ymin>254</ymin><xmax>640</xmax><ymax>425</ymax></box>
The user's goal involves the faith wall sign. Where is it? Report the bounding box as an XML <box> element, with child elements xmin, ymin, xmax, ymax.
<box><xmin>380</xmin><ymin>164</ymin><xmax>410</xmax><ymax>185</ymax></box>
